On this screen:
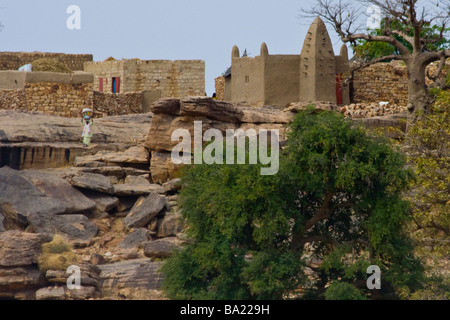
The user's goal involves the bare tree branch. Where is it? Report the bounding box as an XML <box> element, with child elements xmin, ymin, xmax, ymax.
<box><xmin>303</xmin><ymin>0</ymin><xmax>450</xmax><ymax>117</ymax></box>
<box><xmin>344</xmin><ymin>33</ymin><xmax>412</xmax><ymax>57</ymax></box>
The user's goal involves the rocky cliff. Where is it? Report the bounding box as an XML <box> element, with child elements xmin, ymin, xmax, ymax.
<box><xmin>0</xmin><ymin>97</ymin><xmax>408</xmax><ymax>300</ymax></box>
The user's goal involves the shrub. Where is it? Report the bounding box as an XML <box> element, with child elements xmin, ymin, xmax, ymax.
<box><xmin>38</xmin><ymin>235</ymin><xmax>79</xmax><ymax>271</ymax></box>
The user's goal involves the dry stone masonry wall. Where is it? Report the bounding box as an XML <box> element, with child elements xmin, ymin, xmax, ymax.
<box><xmin>84</xmin><ymin>59</ymin><xmax>205</xmax><ymax>97</ymax></box>
<box><xmin>352</xmin><ymin>59</ymin><xmax>449</xmax><ymax>105</ymax></box>
<box><xmin>0</xmin><ymin>71</ymin><xmax>146</xmax><ymax>118</ymax></box>
<box><xmin>0</xmin><ymin>52</ymin><xmax>93</xmax><ymax>71</ymax></box>
<box><xmin>352</xmin><ymin>61</ymin><xmax>409</xmax><ymax>105</ymax></box>
<box><xmin>93</xmin><ymin>92</ymin><xmax>143</xmax><ymax>117</ymax></box>
<box><xmin>0</xmin><ymin>89</ymin><xmax>26</xmax><ymax>111</ymax></box>
<box><xmin>214</xmin><ymin>76</ymin><xmax>225</xmax><ymax>101</ymax></box>
<box><xmin>24</xmin><ymin>82</ymin><xmax>93</xmax><ymax>117</ymax></box>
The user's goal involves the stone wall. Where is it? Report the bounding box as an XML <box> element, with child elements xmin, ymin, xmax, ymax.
<box><xmin>0</xmin><ymin>89</ymin><xmax>26</xmax><ymax>111</ymax></box>
<box><xmin>0</xmin><ymin>71</ymin><xmax>148</xmax><ymax>118</ymax></box>
<box><xmin>84</xmin><ymin>59</ymin><xmax>205</xmax><ymax>98</ymax></box>
<box><xmin>24</xmin><ymin>82</ymin><xmax>93</xmax><ymax>117</ymax></box>
<box><xmin>352</xmin><ymin>61</ymin><xmax>409</xmax><ymax>105</ymax></box>
<box><xmin>352</xmin><ymin>59</ymin><xmax>450</xmax><ymax>105</ymax></box>
<box><xmin>84</xmin><ymin>60</ymin><xmax>123</xmax><ymax>94</ymax></box>
<box><xmin>0</xmin><ymin>71</ymin><xmax>94</xmax><ymax>117</ymax></box>
<box><xmin>0</xmin><ymin>52</ymin><xmax>93</xmax><ymax>71</ymax></box>
<box><xmin>0</xmin><ymin>89</ymin><xmax>146</xmax><ymax>118</ymax></box>
<box><xmin>215</xmin><ymin>76</ymin><xmax>225</xmax><ymax>101</ymax></box>
<box><xmin>94</xmin><ymin>91</ymin><xmax>143</xmax><ymax>117</ymax></box>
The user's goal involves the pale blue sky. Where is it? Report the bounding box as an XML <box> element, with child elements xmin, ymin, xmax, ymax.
<box><xmin>0</xmin><ymin>0</ymin><xmax>349</xmax><ymax>95</ymax></box>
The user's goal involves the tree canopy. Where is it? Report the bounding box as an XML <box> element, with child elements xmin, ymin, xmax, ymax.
<box><xmin>162</xmin><ymin>108</ymin><xmax>424</xmax><ymax>300</ymax></box>
<box><xmin>353</xmin><ymin>18</ymin><xmax>450</xmax><ymax>61</ymax></box>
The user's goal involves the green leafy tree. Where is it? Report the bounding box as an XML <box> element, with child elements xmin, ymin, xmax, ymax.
<box><xmin>162</xmin><ymin>108</ymin><xmax>424</xmax><ymax>300</ymax></box>
<box><xmin>401</xmin><ymin>87</ymin><xmax>450</xmax><ymax>299</ymax></box>
<box><xmin>407</xmin><ymin>89</ymin><xmax>449</xmax><ymax>252</ymax></box>
<box><xmin>353</xmin><ymin>19</ymin><xmax>450</xmax><ymax>61</ymax></box>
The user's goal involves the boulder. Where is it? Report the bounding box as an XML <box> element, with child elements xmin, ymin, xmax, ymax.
<box><xmin>67</xmin><ymin>286</ymin><xmax>97</xmax><ymax>300</ymax></box>
<box><xmin>123</xmin><ymin>194</ymin><xmax>166</xmax><ymax>229</ymax></box>
<box><xmin>150</xmin><ymin>98</ymin><xmax>181</xmax><ymax>115</ymax></box>
<box><xmin>74</xmin><ymin>147</ymin><xmax>150</xmax><ymax>167</ymax></box>
<box><xmin>21</xmin><ymin>169</ymin><xmax>97</xmax><ymax>214</ymax></box>
<box><xmin>143</xmin><ymin>238</ymin><xmax>181</xmax><ymax>258</ymax></box>
<box><xmin>163</xmin><ymin>178</ymin><xmax>181</xmax><ymax>194</ymax></box>
<box><xmin>354</xmin><ymin>113</ymin><xmax>408</xmax><ymax>133</ymax></box>
<box><xmin>284</xmin><ymin>101</ymin><xmax>338</xmax><ymax>113</ymax></box>
<box><xmin>0</xmin><ymin>266</ymin><xmax>45</xmax><ymax>292</ymax></box>
<box><xmin>116</xmin><ymin>197</ymin><xmax>139</xmax><ymax>213</ymax></box>
<box><xmin>240</xmin><ymin>106</ymin><xmax>292</xmax><ymax>124</ymax></box>
<box><xmin>89</xmin><ymin>253</ymin><xmax>106</xmax><ymax>266</ymax></box>
<box><xmin>27</xmin><ymin>214</ymin><xmax>98</xmax><ymax>246</ymax></box>
<box><xmin>148</xmin><ymin>218</ymin><xmax>158</xmax><ymax>232</ymax></box>
<box><xmin>150</xmin><ymin>151</ymin><xmax>183</xmax><ymax>184</ymax></box>
<box><xmin>69</xmin><ymin>172</ymin><xmax>115</xmax><ymax>194</ymax></box>
<box><xmin>0</xmin><ymin>231</ymin><xmax>51</xmax><ymax>267</ymax></box>
<box><xmin>98</xmin><ymin>259</ymin><xmax>164</xmax><ymax>290</ymax></box>
<box><xmin>151</xmin><ymin>97</ymin><xmax>245</xmax><ymax>123</ymax></box>
<box><xmin>73</xmin><ymin>154</ymin><xmax>110</xmax><ymax>168</ymax></box>
<box><xmin>118</xmin><ymin>229</ymin><xmax>152</xmax><ymax>249</ymax></box>
<box><xmin>110</xmin><ymin>250</ymin><xmax>140</xmax><ymax>263</ymax></box>
<box><xmin>166</xmin><ymin>200</ymin><xmax>178</xmax><ymax>211</ymax></box>
<box><xmin>80</xmin><ymin>166</ymin><xmax>125</xmax><ymax>178</ymax></box>
<box><xmin>179</xmin><ymin>97</ymin><xmax>244</xmax><ymax>123</ymax></box>
<box><xmin>100</xmin><ymin>146</ymin><xmax>150</xmax><ymax>165</ymax></box>
<box><xmin>144</xmin><ymin>113</ymin><xmax>180</xmax><ymax>152</ymax></box>
<box><xmin>82</xmin><ymin>191</ymin><xmax>119</xmax><ymax>213</ymax></box>
<box><xmin>122</xmin><ymin>167</ymin><xmax>151</xmax><ymax>177</ymax></box>
<box><xmin>156</xmin><ymin>210</ymin><xmax>183</xmax><ymax>238</ymax></box>
<box><xmin>145</xmin><ymin>113</ymin><xmax>238</xmax><ymax>153</ymax></box>
<box><xmin>45</xmin><ymin>264</ymin><xmax>100</xmax><ymax>288</ymax></box>
<box><xmin>124</xmin><ymin>175</ymin><xmax>150</xmax><ymax>185</ymax></box>
<box><xmin>0</xmin><ymin>211</ymin><xmax>4</xmax><ymax>232</ymax></box>
<box><xmin>113</xmin><ymin>183</ymin><xmax>164</xmax><ymax>197</ymax></box>
<box><xmin>0</xmin><ymin>167</ymin><xmax>96</xmax><ymax>229</ymax></box>
<box><xmin>35</xmin><ymin>286</ymin><xmax>66</xmax><ymax>300</ymax></box>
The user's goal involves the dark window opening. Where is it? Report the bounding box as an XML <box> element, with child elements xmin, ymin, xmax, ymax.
<box><xmin>112</xmin><ymin>77</ymin><xmax>120</xmax><ymax>94</ymax></box>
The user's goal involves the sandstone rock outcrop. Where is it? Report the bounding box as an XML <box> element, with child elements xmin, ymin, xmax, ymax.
<box><xmin>0</xmin><ymin>95</ymin><xmax>411</xmax><ymax>300</ymax></box>
<box><xmin>69</xmin><ymin>172</ymin><xmax>115</xmax><ymax>194</ymax></box>
<box><xmin>28</xmin><ymin>214</ymin><xmax>98</xmax><ymax>246</ymax></box>
<box><xmin>81</xmin><ymin>191</ymin><xmax>119</xmax><ymax>213</ymax></box>
<box><xmin>0</xmin><ymin>111</ymin><xmax>152</xmax><ymax>145</ymax></box>
<box><xmin>0</xmin><ymin>231</ymin><xmax>51</xmax><ymax>267</ymax></box>
<box><xmin>143</xmin><ymin>238</ymin><xmax>182</xmax><ymax>259</ymax></box>
<box><xmin>123</xmin><ymin>193</ymin><xmax>167</xmax><ymax>229</ymax></box>
<box><xmin>145</xmin><ymin>97</ymin><xmax>290</xmax><ymax>184</ymax></box>
<box><xmin>0</xmin><ymin>231</ymin><xmax>51</xmax><ymax>299</ymax></box>
<box><xmin>0</xmin><ymin>266</ymin><xmax>45</xmax><ymax>295</ymax></box>
<box><xmin>0</xmin><ymin>110</ymin><xmax>152</xmax><ymax>170</ymax></box>
<box><xmin>155</xmin><ymin>209</ymin><xmax>183</xmax><ymax>238</ymax></box>
<box><xmin>98</xmin><ymin>259</ymin><xmax>164</xmax><ymax>291</ymax></box>
<box><xmin>118</xmin><ymin>229</ymin><xmax>152</xmax><ymax>249</ymax></box>
<box><xmin>0</xmin><ymin>167</ymin><xmax>96</xmax><ymax>231</ymax></box>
